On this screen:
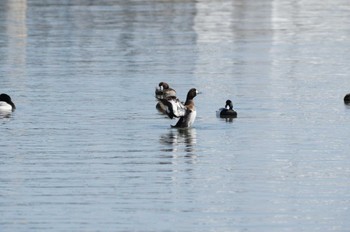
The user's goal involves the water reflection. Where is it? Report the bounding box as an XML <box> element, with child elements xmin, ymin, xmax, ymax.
<box><xmin>1</xmin><ymin>0</ymin><xmax>350</xmax><ymax>231</ymax></box>
<box><xmin>0</xmin><ymin>111</ymin><xmax>12</xmax><ymax>120</ymax></box>
<box><xmin>159</xmin><ymin>128</ymin><xmax>197</xmax><ymax>154</ymax></box>
<box><xmin>4</xmin><ymin>0</ymin><xmax>27</xmax><ymax>82</ymax></box>
<box><xmin>193</xmin><ymin>0</ymin><xmax>234</xmax><ymax>43</ymax></box>
<box><xmin>219</xmin><ymin>117</ymin><xmax>236</xmax><ymax>123</ymax></box>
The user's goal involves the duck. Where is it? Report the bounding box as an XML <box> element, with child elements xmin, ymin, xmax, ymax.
<box><xmin>344</xmin><ymin>93</ymin><xmax>350</xmax><ymax>104</ymax></box>
<box><xmin>155</xmin><ymin>82</ymin><xmax>177</xmax><ymax>113</ymax></box>
<box><xmin>0</xmin><ymin>93</ymin><xmax>16</xmax><ymax>112</ymax></box>
<box><xmin>160</xmin><ymin>88</ymin><xmax>198</xmax><ymax>128</ymax></box>
<box><xmin>155</xmin><ymin>82</ymin><xmax>176</xmax><ymax>99</ymax></box>
<box><xmin>217</xmin><ymin>100</ymin><xmax>237</xmax><ymax>118</ymax></box>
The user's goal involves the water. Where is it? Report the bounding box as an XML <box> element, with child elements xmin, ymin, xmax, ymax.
<box><xmin>1</xmin><ymin>0</ymin><xmax>350</xmax><ymax>231</ymax></box>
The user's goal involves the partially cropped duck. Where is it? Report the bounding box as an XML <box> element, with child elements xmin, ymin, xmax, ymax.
<box><xmin>161</xmin><ymin>88</ymin><xmax>198</xmax><ymax>128</ymax></box>
<box><xmin>0</xmin><ymin>93</ymin><xmax>16</xmax><ymax>112</ymax></box>
<box><xmin>155</xmin><ymin>82</ymin><xmax>176</xmax><ymax>99</ymax></box>
<box><xmin>344</xmin><ymin>93</ymin><xmax>350</xmax><ymax>104</ymax></box>
<box><xmin>217</xmin><ymin>100</ymin><xmax>237</xmax><ymax>118</ymax></box>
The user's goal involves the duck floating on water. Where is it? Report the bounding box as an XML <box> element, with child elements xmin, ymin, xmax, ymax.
<box><xmin>344</xmin><ymin>93</ymin><xmax>350</xmax><ymax>104</ymax></box>
<box><xmin>0</xmin><ymin>93</ymin><xmax>16</xmax><ymax>112</ymax></box>
<box><xmin>217</xmin><ymin>100</ymin><xmax>237</xmax><ymax>118</ymax></box>
<box><xmin>160</xmin><ymin>88</ymin><xmax>198</xmax><ymax>128</ymax></box>
<box><xmin>155</xmin><ymin>82</ymin><xmax>177</xmax><ymax>113</ymax></box>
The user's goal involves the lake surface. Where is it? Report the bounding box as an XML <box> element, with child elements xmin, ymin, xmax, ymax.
<box><xmin>1</xmin><ymin>0</ymin><xmax>350</xmax><ymax>231</ymax></box>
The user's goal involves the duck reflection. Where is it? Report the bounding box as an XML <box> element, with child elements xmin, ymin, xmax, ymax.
<box><xmin>159</xmin><ymin>128</ymin><xmax>197</xmax><ymax>155</ymax></box>
<box><xmin>0</xmin><ymin>111</ymin><xmax>13</xmax><ymax>119</ymax></box>
<box><xmin>220</xmin><ymin>117</ymin><xmax>235</xmax><ymax>123</ymax></box>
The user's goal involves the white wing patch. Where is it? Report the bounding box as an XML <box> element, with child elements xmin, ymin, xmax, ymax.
<box><xmin>166</xmin><ymin>98</ymin><xmax>186</xmax><ymax>118</ymax></box>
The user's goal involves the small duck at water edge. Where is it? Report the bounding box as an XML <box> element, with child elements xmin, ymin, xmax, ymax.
<box><xmin>217</xmin><ymin>100</ymin><xmax>237</xmax><ymax>118</ymax></box>
<box><xmin>160</xmin><ymin>88</ymin><xmax>198</xmax><ymax>128</ymax></box>
<box><xmin>0</xmin><ymin>93</ymin><xmax>16</xmax><ymax>112</ymax></box>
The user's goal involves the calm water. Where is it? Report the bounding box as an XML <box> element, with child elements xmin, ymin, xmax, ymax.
<box><xmin>1</xmin><ymin>0</ymin><xmax>350</xmax><ymax>231</ymax></box>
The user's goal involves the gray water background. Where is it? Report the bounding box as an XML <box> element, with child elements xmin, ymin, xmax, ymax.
<box><xmin>1</xmin><ymin>0</ymin><xmax>350</xmax><ymax>231</ymax></box>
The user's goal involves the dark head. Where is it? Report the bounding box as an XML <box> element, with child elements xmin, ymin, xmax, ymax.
<box><xmin>186</xmin><ymin>88</ymin><xmax>198</xmax><ymax>101</ymax></box>
<box><xmin>225</xmin><ymin>100</ymin><xmax>233</xmax><ymax>110</ymax></box>
<box><xmin>0</xmin><ymin>93</ymin><xmax>16</xmax><ymax>110</ymax></box>
<box><xmin>344</xmin><ymin>94</ymin><xmax>350</xmax><ymax>104</ymax></box>
<box><xmin>219</xmin><ymin>99</ymin><xmax>237</xmax><ymax>118</ymax></box>
<box><xmin>159</xmin><ymin>82</ymin><xmax>169</xmax><ymax>90</ymax></box>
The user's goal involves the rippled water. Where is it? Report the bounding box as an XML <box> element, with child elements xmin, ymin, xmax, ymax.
<box><xmin>1</xmin><ymin>0</ymin><xmax>350</xmax><ymax>231</ymax></box>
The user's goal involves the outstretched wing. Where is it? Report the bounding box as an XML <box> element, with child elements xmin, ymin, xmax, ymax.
<box><xmin>160</xmin><ymin>97</ymin><xmax>186</xmax><ymax>119</ymax></box>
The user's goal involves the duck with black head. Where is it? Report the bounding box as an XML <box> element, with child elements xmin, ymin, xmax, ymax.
<box><xmin>344</xmin><ymin>93</ymin><xmax>350</xmax><ymax>104</ymax></box>
<box><xmin>155</xmin><ymin>82</ymin><xmax>176</xmax><ymax>99</ymax></box>
<box><xmin>160</xmin><ymin>88</ymin><xmax>198</xmax><ymax>128</ymax></box>
<box><xmin>155</xmin><ymin>82</ymin><xmax>177</xmax><ymax>114</ymax></box>
<box><xmin>0</xmin><ymin>93</ymin><xmax>16</xmax><ymax>112</ymax></box>
<box><xmin>217</xmin><ymin>100</ymin><xmax>237</xmax><ymax>118</ymax></box>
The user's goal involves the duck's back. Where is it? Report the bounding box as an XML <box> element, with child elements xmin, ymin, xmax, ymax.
<box><xmin>219</xmin><ymin>108</ymin><xmax>237</xmax><ymax>118</ymax></box>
